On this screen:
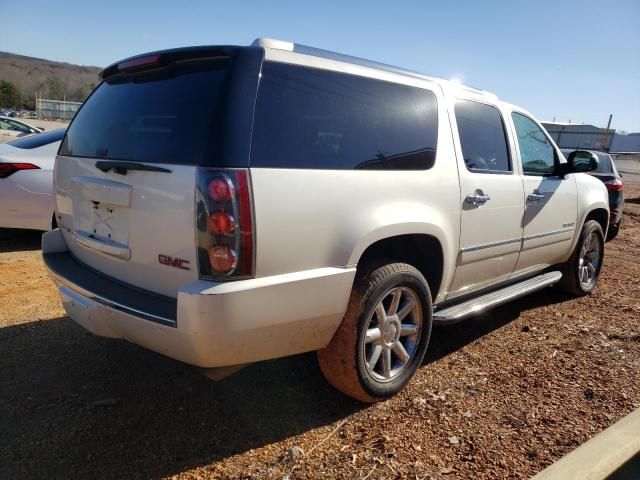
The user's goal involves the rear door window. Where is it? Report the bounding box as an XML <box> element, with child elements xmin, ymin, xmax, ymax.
<box><xmin>251</xmin><ymin>62</ymin><xmax>438</xmax><ymax>170</ymax></box>
<box><xmin>454</xmin><ymin>100</ymin><xmax>511</xmax><ymax>173</ymax></box>
<box><xmin>60</xmin><ymin>59</ymin><xmax>231</xmax><ymax>165</ymax></box>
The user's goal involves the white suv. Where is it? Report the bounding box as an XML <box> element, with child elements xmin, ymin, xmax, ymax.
<box><xmin>44</xmin><ymin>38</ymin><xmax>609</xmax><ymax>402</ymax></box>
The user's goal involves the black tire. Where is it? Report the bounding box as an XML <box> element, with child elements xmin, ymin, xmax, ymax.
<box><xmin>317</xmin><ymin>262</ymin><xmax>433</xmax><ymax>402</ymax></box>
<box><xmin>557</xmin><ymin>220</ymin><xmax>605</xmax><ymax>296</ymax></box>
<box><xmin>606</xmin><ymin>220</ymin><xmax>620</xmax><ymax>241</ymax></box>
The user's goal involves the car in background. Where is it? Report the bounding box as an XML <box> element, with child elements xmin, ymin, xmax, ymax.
<box><xmin>0</xmin><ymin>116</ymin><xmax>45</xmax><ymax>142</ymax></box>
<box><xmin>0</xmin><ymin>129</ymin><xmax>65</xmax><ymax>231</ymax></box>
<box><xmin>561</xmin><ymin>149</ymin><xmax>624</xmax><ymax>240</ymax></box>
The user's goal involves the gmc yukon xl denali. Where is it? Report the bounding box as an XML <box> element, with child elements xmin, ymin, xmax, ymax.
<box><xmin>44</xmin><ymin>38</ymin><xmax>609</xmax><ymax>402</ymax></box>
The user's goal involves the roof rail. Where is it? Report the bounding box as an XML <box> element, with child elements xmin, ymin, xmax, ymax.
<box><xmin>252</xmin><ymin>37</ymin><xmax>439</xmax><ymax>83</ymax></box>
<box><xmin>251</xmin><ymin>38</ymin><xmax>294</xmax><ymax>51</ymax></box>
<box><xmin>251</xmin><ymin>37</ymin><xmax>497</xmax><ymax>99</ymax></box>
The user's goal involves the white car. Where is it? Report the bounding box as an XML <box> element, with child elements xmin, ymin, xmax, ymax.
<box><xmin>0</xmin><ymin>129</ymin><xmax>65</xmax><ymax>230</ymax></box>
<box><xmin>0</xmin><ymin>116</ymin><xmax>45</xmax><ymax>143</ymax></box>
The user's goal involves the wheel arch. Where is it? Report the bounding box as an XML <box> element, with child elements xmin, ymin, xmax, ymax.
<box><xmin>349</xmin><ymin>230</ymin><xmax>448</xmax><ymax>303</ymax></box>
<box><xmin>584</xmin><ymin>208</ymin><xmax>609</xmax><ymax>235</ymax></box>
<box><xmin>570</xmin><ymin>174</ymin><xmax>609</xmax><ymax>253</ymax></box>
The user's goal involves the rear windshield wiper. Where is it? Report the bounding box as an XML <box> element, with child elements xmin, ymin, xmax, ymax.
<box><xmin>95</xmin><ymin>161</ymin><xmax>172</xmax><ymax>175</ymax></box>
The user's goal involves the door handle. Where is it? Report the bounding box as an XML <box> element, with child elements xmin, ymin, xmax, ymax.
<box><xmin>465</xmin><ymin>192</ymin><xmax>491</xmax><ymax>205</ymax></box>
<box><xmin>527</xmin><ymin>193</ymin><xmax>546</xmax><ymax>203</ymax></box>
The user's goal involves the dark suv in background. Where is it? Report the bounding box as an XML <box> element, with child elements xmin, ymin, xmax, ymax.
<box><xmin>561</xmin><ymin>149</ymin><xmax>624</xmax><ymax>240</ymax></box>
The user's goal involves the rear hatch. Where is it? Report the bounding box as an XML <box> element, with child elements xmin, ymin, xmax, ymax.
<box><xmin>55</xmin><ymin>47</ymin><xmax>261</xmax><ymax>297</ymax></box>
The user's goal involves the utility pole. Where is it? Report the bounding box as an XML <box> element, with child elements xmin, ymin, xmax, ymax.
<box><xmin>602</xmin><ymin>114</ymin><xmax>613</xmax><ymax>151</ymax></box>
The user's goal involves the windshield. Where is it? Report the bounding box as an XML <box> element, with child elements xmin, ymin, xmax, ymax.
<box><xmin>59</xmin><ymin>58</ymin><xmax>230</xmax><ymax>165</ymax></box>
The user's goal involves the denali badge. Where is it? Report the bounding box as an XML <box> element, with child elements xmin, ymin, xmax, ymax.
<box><xmin>158</xmin><ymin>254</ymin><xmax>190</xmax><ymax>271</ymax></box>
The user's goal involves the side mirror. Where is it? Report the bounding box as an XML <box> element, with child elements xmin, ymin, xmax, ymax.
<box><xmin>566</xmin><ymin>150</ymin><xmax>598</xmax><ymax>174</ymax></box>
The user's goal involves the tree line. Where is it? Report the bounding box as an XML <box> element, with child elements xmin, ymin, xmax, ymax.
<box><xmin>0</xmin><ymin>77</ymin><xmax>95</xmax><ymax>110</ymax></box>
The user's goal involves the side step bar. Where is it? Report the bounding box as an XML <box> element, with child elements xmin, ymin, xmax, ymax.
<box><xmin>434</xmin><ymin>271</ymin><xmax>562</xmax><ymax>324</ymax></box>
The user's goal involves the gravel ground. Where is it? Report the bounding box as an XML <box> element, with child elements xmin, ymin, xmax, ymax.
<box><xmin>614</xmin><ymin>155</ymin><xmax>640</xmax><ymax>182</ymax></box>
<box><xmin>1</xmin><ymin>183</ymin><xmax>639</xmax><ymax>480</ymax></box>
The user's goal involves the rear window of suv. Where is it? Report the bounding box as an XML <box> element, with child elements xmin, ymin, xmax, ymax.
<box><xmin>251</xmin><ymin>62</ymin><xmax>438</xmax><ymax>170</ymax></box>
<box><xmin>59</xmin><ymin>58</ymin><xmax>230</xmax><ymax>165</ymax></box>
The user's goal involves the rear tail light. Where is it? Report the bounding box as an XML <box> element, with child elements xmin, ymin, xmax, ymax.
<box><xmin>604</xmin><ymin>179</ymin><xmax>623</xmax><ymax>192</ymax></box>
<box><xmin>0</xmin><ymin>162</ymin><xmax>40</xmax><ymax>178</ymax></box>
<box><xmin>196</xmin><ymin>169</ymin><xmax>254</xmax><ymax>280</ymax></box>
<box><xmin>208</xmin><ymin>177</ymin><xmax>232</xmax><ymax>203</ymax></box>
<box><xmin>208</xmin><ymin>245</ymin><xmax>237</xmax><ymax>273</ymax></box>
<box><xmin>208</xmin><ymin>212</ymin><xmax>235</xmax><ymax>235</ymax></box>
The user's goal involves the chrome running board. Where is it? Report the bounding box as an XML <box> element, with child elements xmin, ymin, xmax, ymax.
<box><xmin>434</xmin><ymin>271</ymin><xmax>562</xmax><ymax>324</ymax></box>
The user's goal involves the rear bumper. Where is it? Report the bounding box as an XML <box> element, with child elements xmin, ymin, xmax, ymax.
<box><xmin>43</xmin><ymin>229</ymin><xmax>355</xmax><ymax>368</ymax></box>
<box><xmin>609</xmin><ymin>190</ymin><xmax>624</xmax><ymax>225</ymax></box>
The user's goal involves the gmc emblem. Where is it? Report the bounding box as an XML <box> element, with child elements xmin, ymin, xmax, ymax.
<box><xmin>158</xmin><ymin>254</ymin><xmax>191</xmax><ymax>271</ymax></box>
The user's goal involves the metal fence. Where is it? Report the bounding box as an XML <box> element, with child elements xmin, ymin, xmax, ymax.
<box><xmin>36</xmin><ymin>96</ymin><xmax>83</xmax><ymax>121</ymax></box>
<box><xmin>542</xmin><ymin>123</ymin><xmax>615</xmax><ymax>152</ymax></box>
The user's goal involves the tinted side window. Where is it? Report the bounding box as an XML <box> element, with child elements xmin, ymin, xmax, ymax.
<box><xmin>454</xmin><ymin>100</ymin><xmax>511</xmax><ymax>173</ymax></box>
<box><xmin>512</xmin><ymin>112</ymin><xmax>556</xmax><ymax>175</ymax></box>
<box><xmin>251</xmin><ymin>63</ymin><xmax>438</xmax><ymax>170</ymax></box>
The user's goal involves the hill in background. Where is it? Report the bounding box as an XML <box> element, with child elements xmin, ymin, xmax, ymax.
<box><xmin>0</xmin><ymin>51</ymin><xmax>101</xmax><ymax>108</ymax></box>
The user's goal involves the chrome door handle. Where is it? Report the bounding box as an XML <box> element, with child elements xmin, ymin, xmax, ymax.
<box><xmin>527</xmin><ymin>193</ymin><xmax>545</xmax><ymax>203</ymax></box>
<box><xmin>465</xmin><ymin>193</ymin><xmax>491</xmax><ymax>205</ymax></box>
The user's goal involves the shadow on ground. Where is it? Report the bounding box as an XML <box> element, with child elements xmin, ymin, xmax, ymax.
<box><xmin>0</xmin><ymin>288</ymin><xmax>574</xmax><ymax>479</ymax></box>
<box><xmin>0</xmin><ymin>228</ymin><xmax>43</xmax><ymax>253</ymax></box>
<box><xmin>426</xmin><ymin>288</ymin><xmax>574</xmax><ymax>364</ymax></box>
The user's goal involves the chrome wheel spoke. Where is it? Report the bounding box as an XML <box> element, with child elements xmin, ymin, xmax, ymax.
<box><xmin>362</xmin><ymin>286</ymin><xmax>422</xmax><ymax>383</ymax></box>
<box><xmin>368</xmin><ymin>344</ymin><xmax>383</xmax><ymax>370</ymax></box>
<box><xmin>365</xmin><ymin>327</ymin><xmax>381</xmax><ymax>343</ymax></box>
<box><xmin>393</xmin><ymin>342</ymin><xmax>410</xmax><ymax>364</ymax></box>
<box><xmin>578</xmin><ymin>232</ymin><xmax>601</xmax><ymax>286</ymax></box>
<box><xmin>397</xmin><ymin>299</ymin><xmax>416</xmax><ymax>321</ymax></box>
<box><xmin>382</xmin><ymin>348</ymin><xmax>392</xmax><ymax>379</ymax></box>
<box><xmin>400</xmin><ymin>323</ymin><xmax>418</xmax><ymax>336</ymax></box>
<box><xmin>388</xmin><ymin>290</ymin><xmax>401</xmax><ymax>316</ymax></box>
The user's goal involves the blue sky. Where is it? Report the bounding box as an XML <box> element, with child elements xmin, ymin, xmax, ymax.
<box><xmin>2</xmin><ymin>0</ymin><xmax>639</xmax><ymax>131</ymax></box>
